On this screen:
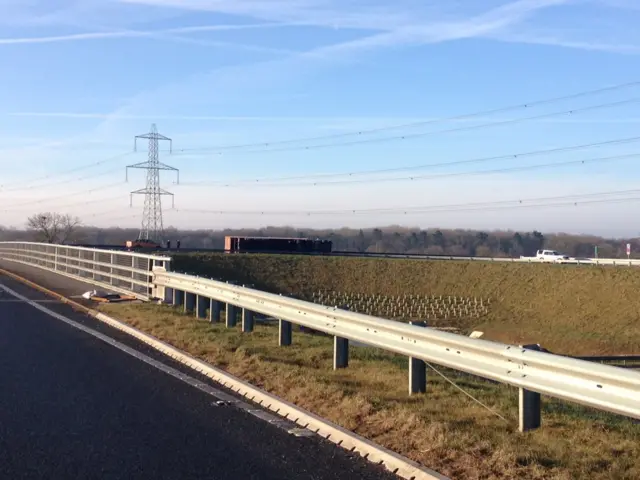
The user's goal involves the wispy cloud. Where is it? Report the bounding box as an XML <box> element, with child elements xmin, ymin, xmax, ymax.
<box><xmin>486</xmin><ymin>0</ymin><xmax>640</xmax><ymax>54</ymax></box>
<box><xmin>589</xmin><ymin>0</ymin><xmax>640</xmax><ymax>11</ymax></box>
<box><xmin>6</xmin><ymin>112</ymin><xmax>344</xmax><ymax>121</ymax></box>
<box><xmin>12</xmin><ymin>112</ymin><xmax>640</xmax><ymax>125</ymax></box>
<box><xmin>115</xmin><ymin>0</ymin><xmax>420</xmax><ymax>31</ymax></box>
<box><xmin>8</xmin><ymin>0</ymin><xmax>635</xmax><ymax>55</ymax></box>
<box><xmin>111</xmin><ymin>0</ymin><xmax>576</xmax><ymax>60</ymax></box>
<box><xmin>490</xmin><ymin>32</ymin><xmax>640</xmax><ymax>54</ymax></box>
<box><xmin>3</xmin><ymin>0</ymin><xmax>637</xmax><ymax>55</ymax></box>
<box><xmin>0</xmin><ymin>0</ymin><xmax>196</xmax><ymax>28</ymax></box>
<box><xmin>85</xmin><ymin>0</ymin><xmax>570</xmax><ymax>143</ymax></box>
<box><xmin>298</xmin><ymin>0</ymin><xmax>570</xmax><ymax>57</ymax></box>
<box><xmin>116</xmin><ymin>0</ymin><xmax>640</xmax><ymax>56</ymax></box>
<box><xmin>76</xmin><ymin>0</ymin><xmax>638</xmax><ymax>146</ymax></box>
<box><xmin>0</xmin><ymin>22</ymin><xmax>291</xmax><ymax>46</ymax></box>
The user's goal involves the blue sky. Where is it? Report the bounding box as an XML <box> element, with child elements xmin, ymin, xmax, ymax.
<box><xmin>2</xmin><ymin>0</ymin><xmax>640</xmax><ymax>236</ymax></box>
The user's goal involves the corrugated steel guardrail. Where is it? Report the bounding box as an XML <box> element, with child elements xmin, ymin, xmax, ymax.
<box><xmin>573</xmin><ymin>355</ymin><xmax>640</xmax><ymax>368</ymax></box>
<box><xmin>154</xmin><ymin>270</ymin><xmax>640</xmax><ymax>432</ymax></box>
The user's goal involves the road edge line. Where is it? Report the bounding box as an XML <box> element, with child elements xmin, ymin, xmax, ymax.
<box><xmin>0</xmin><ymin>267</ymin><xmax>449</xmax><ymax>480</ymax></box>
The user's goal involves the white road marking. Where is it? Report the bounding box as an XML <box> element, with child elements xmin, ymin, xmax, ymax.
<box><xmin>0</xmin><ymin>282</ymin><xmax>309</xmax><ymax>437</ymax></box>
<box><xmin>0</xmin><ymin>299</ymin><xmax>62</xmax><ymax>303</ymax></box>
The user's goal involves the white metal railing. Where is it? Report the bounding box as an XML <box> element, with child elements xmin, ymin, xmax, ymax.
<box><xmin>154</xmin><ymin>270</ymin><xmax>640</xmax><ymax>432</ymax></box>
<box><xmin>0</xmin><ymin>242</ymin><xmax>171</xmax><ymax>300</ymax></box>
<box><xmin>334</xmin><ymin>252</ymin><xmax>640</xmax><ymax>266</ymax></box>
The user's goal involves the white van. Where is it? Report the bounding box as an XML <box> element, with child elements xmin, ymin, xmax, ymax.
<box><xmin>536</xmin><ymin>250</ymin><xmax>570</xmax><ymax>263</ymax></box>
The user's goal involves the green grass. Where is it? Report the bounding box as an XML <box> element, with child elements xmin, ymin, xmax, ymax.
<box><xmin>173</xmin><ymin>253</ymin><xmax>640</xmax><ymax>355</ymax></box>
<box><xmin>100</xmin><ymin>302</ymin><xmax>640</xmax><ymax>480</ymax></box>
<box><xmin>311</xmin><ymin>290</ymin><xmax>490</xmax><ymax>325</ymax></box>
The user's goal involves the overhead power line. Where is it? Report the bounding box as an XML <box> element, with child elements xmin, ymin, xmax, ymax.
<box><xmin>181</xmin><ymin>135</ymin><xmax>640</xmax><ymax>187</ymax></box>
<box><xmin>4</xmin><ymin>207</ymin><xmax>146</xmax><ymax>227</ymax></box>
<box><xmin>2</xmin><ymin>184</ymin><xmax>126</xmax><ymax>211</ymax></box>
<box><xmin>171</xmin><ymin>80</ymin><xmax>640</xmax><ymax>154</ymax></box>
<box><xmin>390</xmin><ymin>195</ymin><xmax>640</xmax><ymax>216</ymax></box>
<box><xmin>169</xmin><ymin>188</ymin><xmax>640</xmax><ymax>216</ymax></box>
<box><xmin>4</xmin><ymin>81</ymin><xmax>639</xmax><ymax>200</ymax></box>
<box><xmin>63</xmin><ymin>207</ymin><xmax>128</xmax><ymax>221</ymax></box>
<box><xmin>169</xmin><ymin>98</ymin><xmax>640</xmax><ymax>158</ymax></box>
<box><xmin>0</xmin><ymin>167</ymin><xmax>125</xmax><ymax>195</ymax></box>
<box><xmin>198</xmin><ymin>98</ymin><xmax>640</xmax><ymax>156</ymax></box>
<box><xmin>0</xmin><ymin>152</ymin><xmax>133</xmax><ymax>192</ymax></box>
<box><xmin>212</xmin><ymin>152</ymin><xmax>640</xmax><ymax>188</ymax></box>
<box><xmin>20</xmin><ymin>207</ymin><xmax>146</xmax><ymax>225</ymax></box>
<box><xmin>83</xmin><ymin>209</ymin><xmax>145</xmax><ymax>224</ymax></box>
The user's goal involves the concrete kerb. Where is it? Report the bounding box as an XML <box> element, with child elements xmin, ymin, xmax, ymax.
<box><xmin>0</xmin><ymin>268</ymin><xmax>448</xmax><ymax>480</ymax></box>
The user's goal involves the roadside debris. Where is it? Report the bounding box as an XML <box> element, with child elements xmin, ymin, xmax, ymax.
<box><xmin>81</xmin><ymin>290</ymin><xmax>137</xmax><ymax>303</ymax></box>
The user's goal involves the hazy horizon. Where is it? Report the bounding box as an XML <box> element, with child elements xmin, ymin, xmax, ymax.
<box><xmin>4</xmin><ymin>220</ymin><xmax>638</xmax><ymax>241</ymax></box>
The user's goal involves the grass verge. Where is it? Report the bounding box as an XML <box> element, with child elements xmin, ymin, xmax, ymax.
<box><xmin>172</xmin><ymin>254</ymin><xmax>640</xmax><ymax>355</ymax></box>
<box><xmin>100</xmin><ymin>302</ymin><xmax>640</xmax><ymax>480</ymax></box>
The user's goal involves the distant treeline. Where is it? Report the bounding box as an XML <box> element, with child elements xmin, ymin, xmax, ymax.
<box><xmin>1</xmin><ymin>224</ymin><xmax>638</xmax><ymax>259</ymax></box>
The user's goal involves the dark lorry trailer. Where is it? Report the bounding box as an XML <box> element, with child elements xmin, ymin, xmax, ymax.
<box><xmin>224</xmin><ymin>236</ymin><xmax>332</xmax><ymax>254</ymax></box>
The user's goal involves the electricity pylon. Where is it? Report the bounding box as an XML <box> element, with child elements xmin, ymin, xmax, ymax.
<box><xmin>126</xmin><ymin>124</ymin><xmax>178</xmax><ymax>244</ymax></box>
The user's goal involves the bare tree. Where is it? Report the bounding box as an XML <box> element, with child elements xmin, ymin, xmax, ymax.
<box><xmin>26</xmin><ymin>212</ymin><xmax>82</xmax><ymax>244</ymax></box>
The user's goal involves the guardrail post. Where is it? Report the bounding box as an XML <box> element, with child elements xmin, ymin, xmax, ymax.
<box><xmin>519</xmin><ymin>389</ymin><xmax>541</xmax><ymax>432</ymax></box>
<box><xmin>279</xmin><ymin>320</ymin><xmax>292</xmax><ymax>346</ymax></box>
<box><xmin>92</xmin><ymin>251</ymin><xmax>97</xmax><ymax>281</ymax></box>
<box><xmin>184</xmin><ymin>292</ymin><xmax>196</xmax><ymax>314</ymax></box>
<box><xmin>226</xmin><ymin>304</ymin><xmax>238</xmax><ymax>328</ymax></box>
<box><xmin>164</xmin><ymin>288</ymin><xmax>174</xmax><ymax>304</ymax></box>
<box><xmin>519</xmin><ymin>344</ymin><xmax>542</xmax><ymax>432</ymax></box>
<box><xmin>409</xmin><ymin>321</ymin><xmax>428</xmax><ymax>394</ymax></box>
<box><xmin>110</xmin><ymin>253</ymin><xmax>114</xmax><ymax>285</ymax></box>
<box><xmin>131</xmin><ymin>256</ymin><xmax>136</xmax><ymax>292</ymax></box>
<box><xmin>196</xmin><ymin>295</ymin><xmax>208</xmax><ymax>319</ymax></box>
<box><xmin>334</xmin><ymin>336</ymin><xmax>349</xmax><ymax>369</ymax></box>
<box><xmin>242</xmin><ymin>309</ymin><xmax>255</xmax><ymax>333</ymax></box>
<box><xmin>174</xmin><ymin>290</ymin><xmax>184</xmax><ymax>307</ymax></box>
<box><xmin>210</xmin><ymin>300</ymin><xmax>221</xmax><ymax>323</ymax></box>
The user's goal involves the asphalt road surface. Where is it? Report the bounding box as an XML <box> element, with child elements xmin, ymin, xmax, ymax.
<box><xmin>0</xmin><ymin>273</ymin><xmax>400</xmax><ymax>480</ymax></box>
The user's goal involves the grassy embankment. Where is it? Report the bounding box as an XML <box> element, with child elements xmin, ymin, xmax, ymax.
<box><xmin>99</xmin><ymin>254</ymin><xmax>640</xmax><ymax>478</ymax></box>
<box><xmin>172</xmin><ymin>253</ymin><xmax>640</xmax><ymax>355</ymax></box>
<box><xmin>99</xmin><ymin>301</ymin><xmax>640</xmax><ymax>480</ymax></box>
